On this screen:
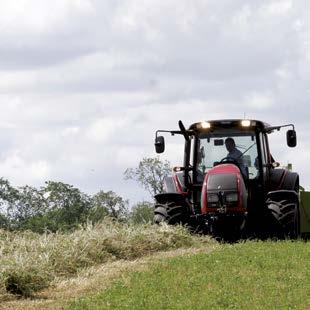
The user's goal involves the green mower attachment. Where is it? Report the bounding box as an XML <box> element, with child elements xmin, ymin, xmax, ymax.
<box><xmin>300</xmin><ymin>189</ymin><xmax>310</xmax><ymax>235</ymax></box>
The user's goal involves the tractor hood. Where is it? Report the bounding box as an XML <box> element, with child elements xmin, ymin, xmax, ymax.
<box><xmin>201</xmin><ymin>164</ymin><xmax>247</xmax><ymax>214</ymax></box>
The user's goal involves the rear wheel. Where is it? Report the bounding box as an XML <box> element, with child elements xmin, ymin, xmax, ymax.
<box><xmin>154</xmin><ymin>202</ymin><xmax>190</xmax><ymax>225</ymax></box>
<box><xmin>266</xmin><ymin>198</ymin><xmax>299</xmax><ymax>238</ymax></box>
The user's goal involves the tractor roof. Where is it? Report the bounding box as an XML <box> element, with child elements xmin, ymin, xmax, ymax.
<box><xmin>189</xmin><ymin>119</ymin><xmax>270</xmax><ymax>132</ymax></box>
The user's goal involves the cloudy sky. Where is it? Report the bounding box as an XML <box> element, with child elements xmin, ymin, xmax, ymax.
<box><xmin>0</xmin><ymin>0</ymin><xmax>310</xmax><ymax>204</ymax></box>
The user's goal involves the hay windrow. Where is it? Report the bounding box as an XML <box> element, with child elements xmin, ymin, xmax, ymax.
<box><xmin>0</xmin><ymin>219</ymin><xmax>212</xmax><ymax>299</ymax></box>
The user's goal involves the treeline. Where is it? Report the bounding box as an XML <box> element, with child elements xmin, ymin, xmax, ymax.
<box><xmin>0</xmin><ymin>157</ymin><xmax>171</xmax><ymax>233</ymax></box>
<box><xmin>0</xmin><ymin>179</ymin><xmax>153</xmax><ymax>233</ymax></box>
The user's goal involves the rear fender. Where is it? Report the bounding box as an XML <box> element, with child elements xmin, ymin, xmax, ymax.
<box><xmin>269</xmin><ymin>169</ymin><xmax>286</xmax><ymax>191</ymax></box>
<box><xmin>154</xmin><ymin>193</ymin><xmax>190</xmax><ymax>207</ymax></box>
<box><xmin>282</xmin><ymin>172</ymin><xmax>299</xmax><ymax>192</ymax></box>
<box><xmin>269</xmin><ymin>169</ymin><xmax>299</xmax><ymax>192</ymax></box>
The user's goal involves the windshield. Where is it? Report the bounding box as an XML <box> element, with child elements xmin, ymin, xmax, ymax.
<box><xmin>197</xmin><ymin>131</ymin><xmax>259</xmax><ymax>179</ymax></box>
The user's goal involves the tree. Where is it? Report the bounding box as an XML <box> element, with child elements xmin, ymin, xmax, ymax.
<box><xmin>7</xmin><ymin>181</ymin><xmax>94</xmax><ymax>232</ymax></box>
<box><xmin>0</xmin><ymin>178</ymin><xmax>130</xmax><ymax>232</ymax></box>
<box><xmin>0</xmin><ymin>178</ymin><xmax>19</xmax><ymax>203</ymax></box>
<box><xmin>42</xmin><ymin>181</ymin><xmax>92</xmax><ymax>230</ymax></box>
<box><xmin>90</xmin><ymin>190</ymin><xmax>129</xmax><ymax>221</ymax></box>
<box><xmin>124</xmin><ymin>157</ymin><xmax>171</xmax><ymax>196</ymax></box>
<box><xmin>7</xmin><ymin>185</ymin><xmax>47</xmax><ymax>229</ymax></box>
<box><xmin>130</xmin><ymin>201</ymin><xmax>154</xmax><ymax>224</ymax></box>
<box><xmin>0</xmin><ymin>178</ymin><xmax>20</xmax><ymax>229</ymax></box>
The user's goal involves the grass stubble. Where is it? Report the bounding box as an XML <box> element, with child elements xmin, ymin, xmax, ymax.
<box><xmin>70</xmin><ymin>240</ymin><xmax>310</xmax><ymax>310</ymax></box>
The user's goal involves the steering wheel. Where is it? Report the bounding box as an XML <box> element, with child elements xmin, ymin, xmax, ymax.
<box><xmin>218</xmin><ymin>157</ymin><xmax>249</xmax><ymax>180</ymax></box>
<box><xmin>220</xmin><ymin>157</ymin><xmax>240</xmax><ymax>167</ymax></box>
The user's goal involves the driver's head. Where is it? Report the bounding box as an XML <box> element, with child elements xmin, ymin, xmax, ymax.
<box><xmin>225</xmin><ymin>138</ymin><xmax>235</xmax><ymax>152</ymax></box>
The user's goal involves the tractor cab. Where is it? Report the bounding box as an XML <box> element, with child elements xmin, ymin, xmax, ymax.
<box><xmin>192</xmin><ymin>123</ymin><xmax>259</xmax><ymax>182</ymax></box>
<box><xmin>189</xmin><ymin>121</ymin><xmax>262</xmax><ymax>215</ymax></box>
<box><xmin>154</xmin><ymin>119</ymin><xmax>310</xmax><ymax>239</ymax></box>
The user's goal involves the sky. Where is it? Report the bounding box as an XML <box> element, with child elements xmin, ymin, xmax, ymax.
<box><xmin>0</xmin><ymin>0</ymin><xmax>310</xmax><ymax>205</ymax></box>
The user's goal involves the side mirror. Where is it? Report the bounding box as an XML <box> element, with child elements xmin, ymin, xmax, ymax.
<box><xmin>287</xmin><ymin>130</ymin><xmax>297</xmax><ymax>147</ymax></box>
<box><xmin>155</xmin><ymin>136</ymin><xmax>165</xmax><ymax>153</ymax></box>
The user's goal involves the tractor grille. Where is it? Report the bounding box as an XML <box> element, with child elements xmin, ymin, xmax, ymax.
<box><xmin>207</xmin><ymin>191</ymin><xmax>238</xmax><ymax>208</ymax></box>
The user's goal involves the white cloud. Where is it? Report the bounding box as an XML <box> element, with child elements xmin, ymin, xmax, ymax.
<box><xmin>0</xmin><ymin>0</ymin><xmax>309</xmax><ymax>202</ymax></box>
<box><xmin>86</xmin><ymin>117</ymin><xmax>127</xmax><ymax>143</ymax></box>
<box><xmin>61</xmin><ymin>127</ymin><xmax>80</xmax><ymax>137</ymax></box>
<box><xmin>0</xmin><ymin>152</ymin><xmax>51</xmax><ymax>185</ymax></box>
<box><xmin>245</xmin><ymin>92</ymin><xmax>274</xmax><ymax>110</ymax></box>
<box><xmin>30</xmin><ymin>160</ymin><xmax>51</xmax><ymax>180</ymax></box>
<box><xmin>263</xmin><ymin>0</ymin><xmax>292</xmax><ymax>17</ymax></box>
<box><xmin>0</xmin><ymin>0</ymin><xmax>95</xmax><ymax>35</ymax></box>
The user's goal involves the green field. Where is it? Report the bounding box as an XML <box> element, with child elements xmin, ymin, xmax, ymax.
<box><xmin>70</xmin><ymin>241</ymin><xmax>310</xmax><ymax>310</ymax></box>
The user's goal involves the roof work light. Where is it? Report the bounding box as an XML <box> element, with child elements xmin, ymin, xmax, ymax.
<box><xmin>241</xmin><ymin>120</ymin><xmax>251</xmax><ymax>127</ymax></box>
<box><xmin>200</xmin><ymin>121</ymin><xmax>211</xmax><ymax>129</ymax></box>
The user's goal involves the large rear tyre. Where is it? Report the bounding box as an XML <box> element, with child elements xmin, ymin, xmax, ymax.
<box><xmin>266</xmin><ymin>198</ymin><xmax>299</xmax><ymax>239</ymax></box>
<box><xmin>154</xmin><ymin>202</ymin><xmax>190</xmax><ymax>225</ymax></box>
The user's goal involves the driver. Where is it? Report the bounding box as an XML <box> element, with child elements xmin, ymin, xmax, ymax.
<box><xmin>224</xmin><ymin>138</ymin><xmax>247</xmax><ymax>176</ymax></box>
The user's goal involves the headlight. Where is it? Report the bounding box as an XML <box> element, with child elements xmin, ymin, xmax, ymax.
<box><xmin>208</xmin><ymin>194</ymin><xmax>219</xmax><ymax>203</ymax></box>
<box><xmin>226</xmin><ymin>193</ymin><xmax>238</xmax><ymax>203</ymax></box>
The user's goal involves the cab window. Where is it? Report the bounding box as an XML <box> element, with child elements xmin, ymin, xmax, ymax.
<box><xmin>197</xmin><ymin>132</ymin><xmax>259</xmax><ymax>179</ymax></box>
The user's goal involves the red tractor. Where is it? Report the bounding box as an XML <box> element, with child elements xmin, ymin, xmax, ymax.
<box><xmin>153</xmin><ymin>119</ymin><xmax>310</xmax><ymax>239</ymax></box>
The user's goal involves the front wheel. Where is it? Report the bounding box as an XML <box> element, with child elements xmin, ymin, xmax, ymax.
<box><xmin>266</xmin><ymin>198</ymin><xmax>299</xmax><ymax>238</ymax></box>
<box><xmin>154</xmin><ymin>202</ymin><xmax>190</xmax><ymax>225</ymax></box>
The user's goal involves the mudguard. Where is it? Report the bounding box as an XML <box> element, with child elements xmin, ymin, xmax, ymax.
<box><xmin>154</xmin><ymin>193</ymin><xmax>190</xmax><ymax>207</ymax></box>
<box><xmin>269</xmin><ymin>169</ymin><xmax>285</xmax><ymax>190</ymax></box>
<box><xmin>282</xmin><ymin>172</ymin><xmax>299</xmax><ymax>192</ymax></box>
<box><xmin>269</xmin><ymin>169</ymin><xmax>299</xmax><ymax>191</ymax></box>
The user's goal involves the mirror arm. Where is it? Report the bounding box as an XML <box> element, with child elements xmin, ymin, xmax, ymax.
<box><xmin>265</xmin><ymin>123</ymin><xmax>295</xmax><ymax>133</ymax></box>
<box><xmin>155</xmin><ymin>130</ymin><xmax>182</xmax><ymax>140</ymax></box>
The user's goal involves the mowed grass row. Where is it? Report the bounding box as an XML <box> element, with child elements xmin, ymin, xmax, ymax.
<box><xmin>70</xmin><ymin>241</ymin><xmax>310</xmax><ymax>310</ymax></box>
<box><xmin>0</xmin><ymin>220</ymin><xmax>213</xmax><ymax>299</ymax></box>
